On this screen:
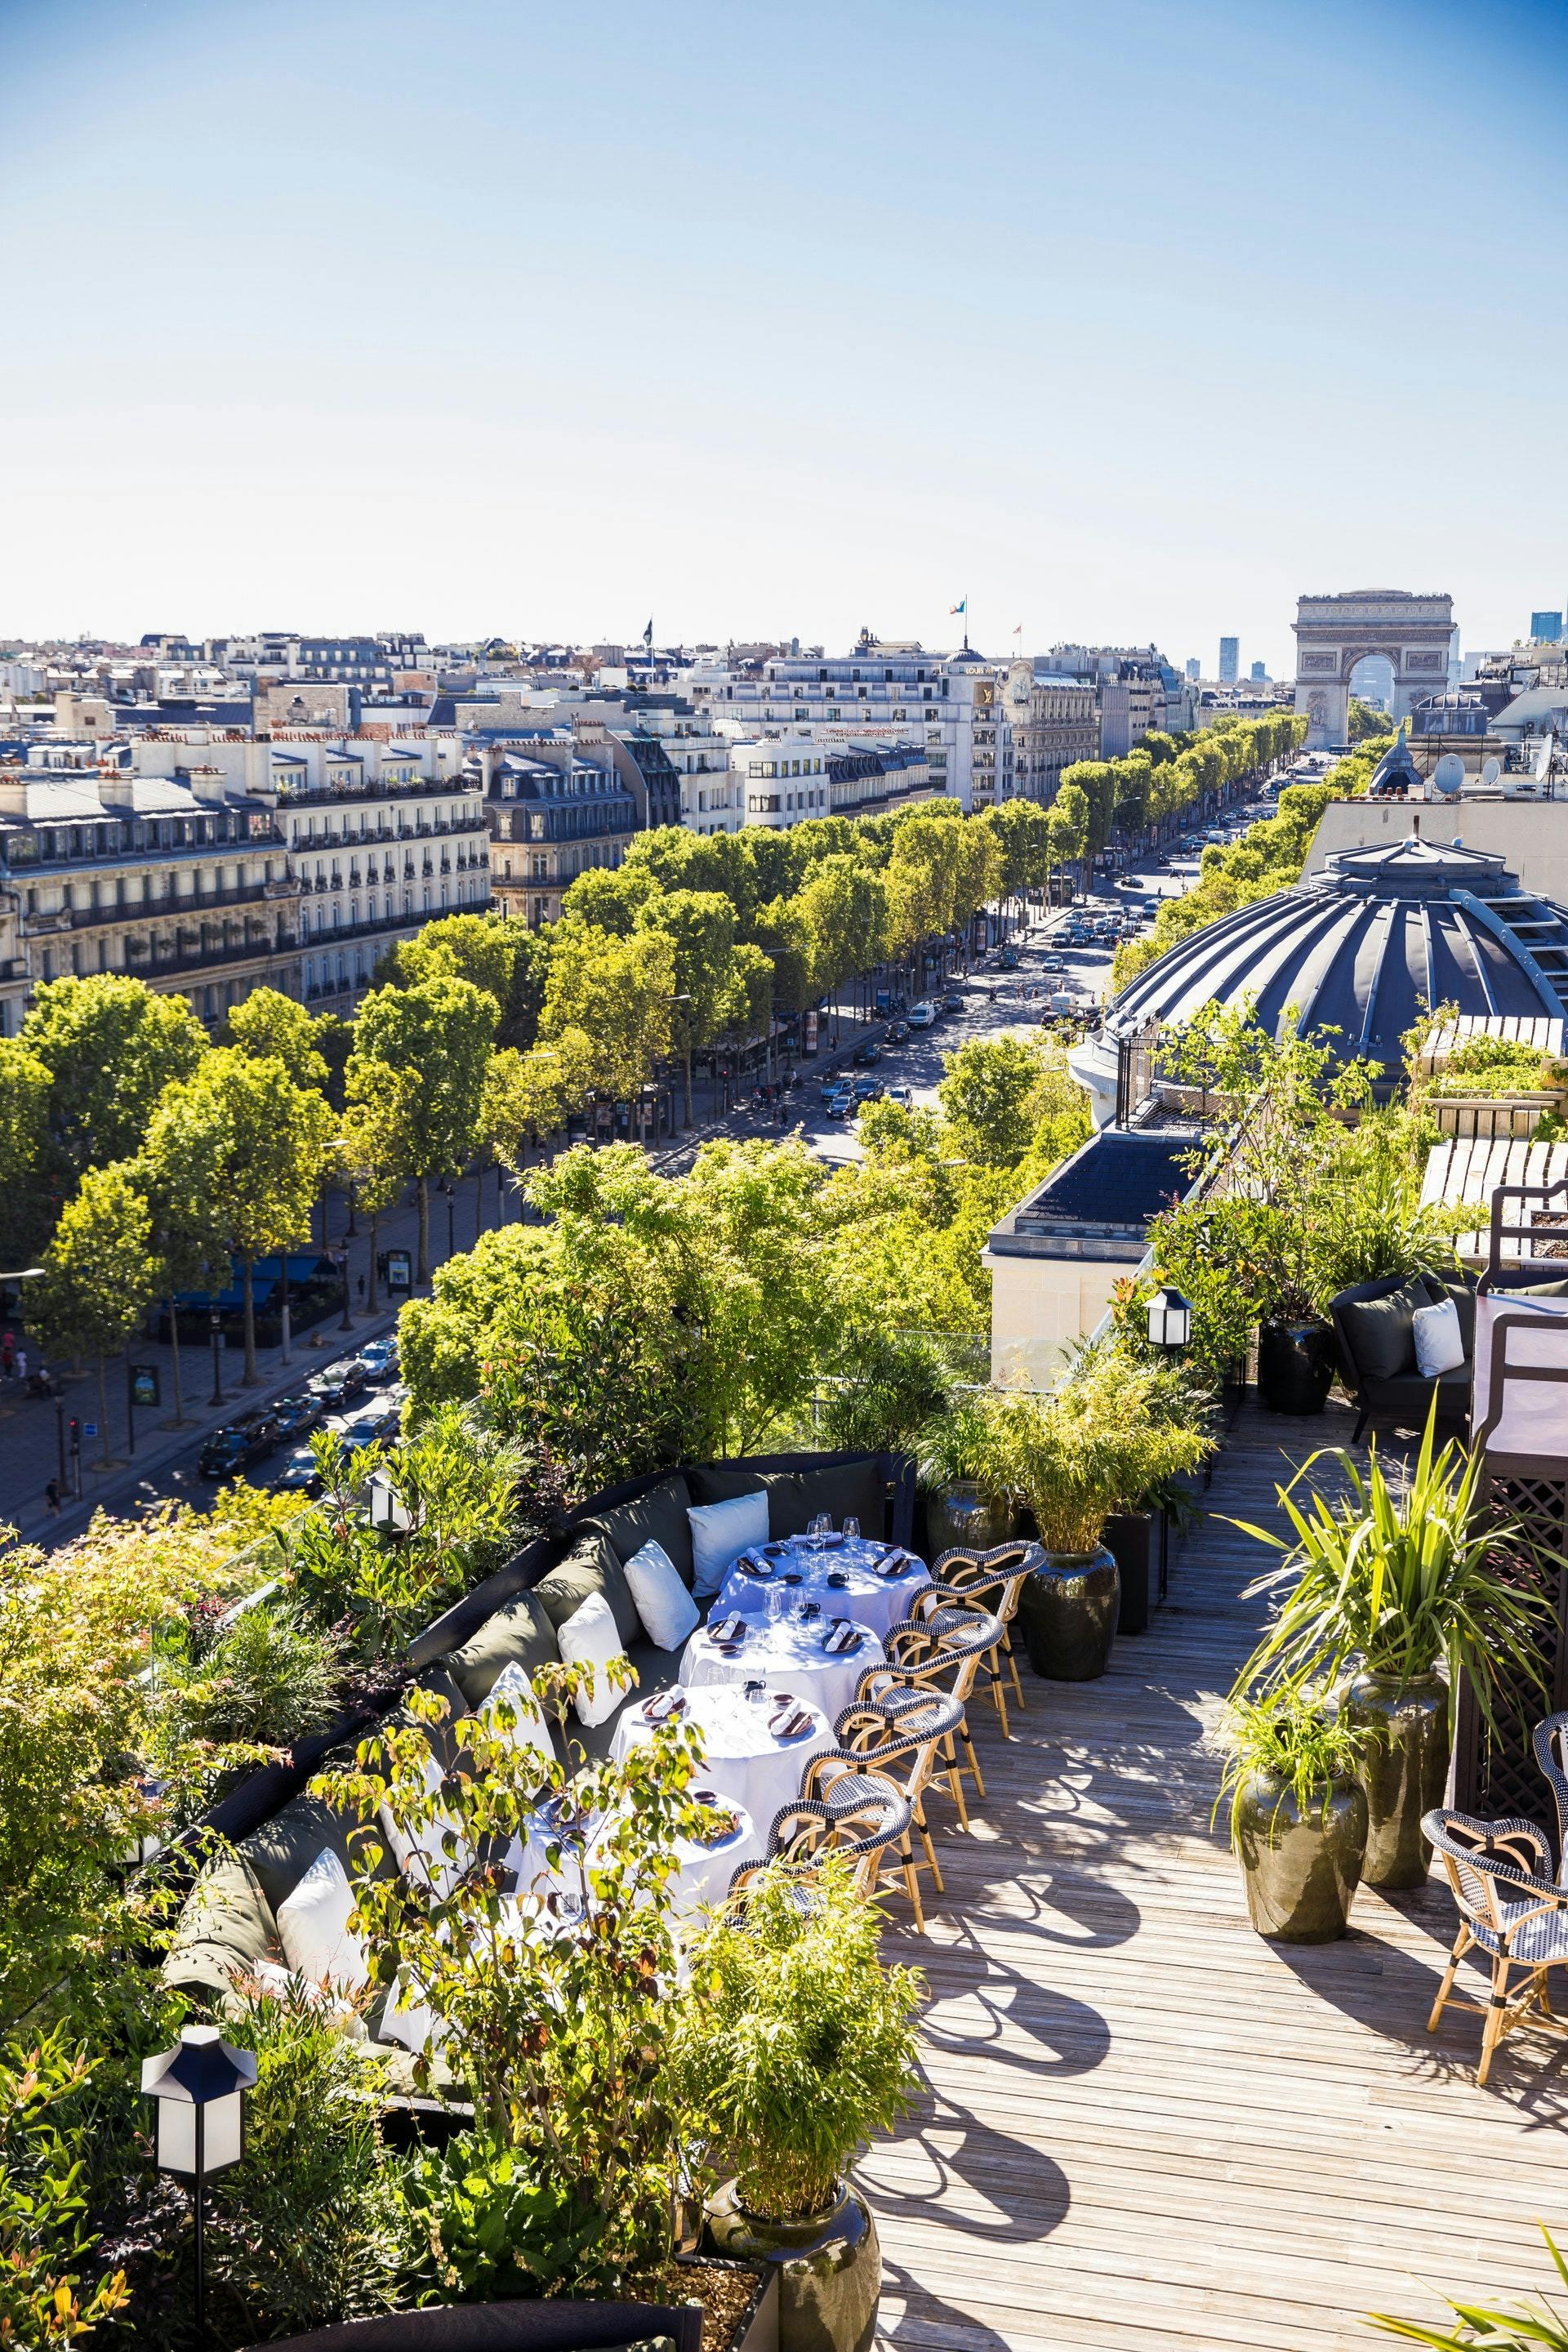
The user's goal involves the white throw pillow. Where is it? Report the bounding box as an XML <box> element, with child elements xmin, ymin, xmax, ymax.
<box><xmin>1413</xmin><ymin>1295</ymin><xmax>1465</xmax><ymax>1379</ymax></box>
<box><xmin>378</xmin><ymin>1967</ymin><xmax>440</xmax><ymax>2054</ymax></box>
<box><xmin>557</xmin><ymin>1591</ymin><xmax>633</xmax><ymax>1727</ymax></box>
<box><xmin>378</xmin><ymin>1751</ymin><xmax>472</xmax><ymax>1901</ymax></box>
<box><xmin>483</xmin><ymin>1660</ymin><xmax>557</xmax><ymax>1774</ymax></box>
<box><xmin>623</xmin><ymin>1537</ymin><xmax>701</xmax><ymax>1651</ymax></box>
<box><xmin>688</xmin><ymin>1490</ymin><xmax>769</xmax><ymax>1600</ymax></box>
<box><xmin>276</xmin><ymin>1846</ymin><xmax>369</xmax><ymax>1994</ymax></box>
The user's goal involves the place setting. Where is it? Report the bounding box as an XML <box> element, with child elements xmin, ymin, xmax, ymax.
<box><xmin>609</xmin><ymin>1673</ymin><xmax>835</xmax><ymax>1824</ymax></box>
<box><xmin>718</xmin><ymin>1513</ymin><xmax>933</xmax><ymax>1642</ymax></box>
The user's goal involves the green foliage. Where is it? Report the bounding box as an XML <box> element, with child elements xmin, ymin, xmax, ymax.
<box><xmin>817</xmin><ymin>1328</ymin><xmax>957</xmax><ymax>1456</ymax></box>
<box><xmin>914</xmin><ymin>1398</ymin><xmax>996</xmax><ymax>1490</ymax></box>
<box><xmin>317</xmin><ymin>1670</ymin><xmax>711</xmax><ymax>2284</ymax></box>
<box><xmin>390</xmin><ymin>911</ymin><xmax>517</xmax><ymax>1015</ymax></box>
<box><xmin>979</xmin><ymin>1348</ymin><xmax>1212</xmax><ymax>1553</ymax></box>
<box><xmin>354</xmin><ymin>977</ymin><xmax>500</xmax><ymax>1183</ymax></box>
<box><xmin>673</xmin><ymin>1858</ymin><xmax>924</xmax><ymax>2221</ymax></box>
<box><xmin>395</xmin><ymin>2135</ymin><xmax>596</xmax><ymax>2304</ymax></box>
<box><xmin>1217</xmin><ymin>1685</ymin><xmax>1371</xmax><ymax>1846</ymax></box>
<box><xmin>0</xmin><ymin>2031</ymin><xmax>129</xmax><ymax>2344</ymax></box>
<box><xmin>0</xmin><ymin>1039</ymin><xmax>54</xmax><ymax>1268</ymax></box>
<box><xmin>537</xmin><ymin>921</ymin><xmax>675</xmax><ymax>1102</ymax></box>
<box><xmin>203</xmin><ymin>1993</ymin><xmax>403</xmax><ymax>2341</ymax></box>
<box><xmin>938</xmin><ymin>1031</ymin><xmax>1087</xmax><ymax>1171</ymax></box>
<box><xmin>283</xmin><ymin>1409</ymin><xmax>524</xmax><ymax>1664</ymax></box>
<box><xmin>160</xmin><ymin>1599</ymin><xmax>344</xmax><ymax>1752</ymax></box>
<box><xmin>33</xmin><ymin>1160</ymin><xmax>157</xmax><ymax>1365</ymax></box>
<box><xmin>222</xmin><ymin>989</ymin><xmax>329</xmax><ymax>1089</ymax></box>
<box><xmin>1230</xmin><ymin>1408</ymin><xmax>1550</xmax><ymax>1735</ymax></box>
<box><xmin>1370</xmin><ymin>2223</ymin><xmax>1568</xmax><ymax>2347</ymax></box>
<box><xmin>1348</xmin><ymin>696</ymin><xmax>1388</xmax><ymax>742</ymax></box>
<box><xmin>20</xmin><ymin>974</ymin><xmax>207</xmax><ymax>1187</ymax></box>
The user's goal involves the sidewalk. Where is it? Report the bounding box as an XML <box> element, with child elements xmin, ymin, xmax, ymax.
<box><xmin>0</xmin><ymin>1174</ymin><xmax>505</xmax><ymax>1552</ymax></box>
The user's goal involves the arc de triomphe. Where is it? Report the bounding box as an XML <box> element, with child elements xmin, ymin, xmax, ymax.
<box><xmin>1293</xmin><ymin>589</ymin><xmax>1454</xmax><ymax>748</ymax></box>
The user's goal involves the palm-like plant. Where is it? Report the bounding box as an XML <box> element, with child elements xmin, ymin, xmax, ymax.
<box><xmin>981</xmin><ymin>1352</ymin><xmax>1211</xmax><ymax>1555</ymax></box>
<box><xmin>1230</xmin><ymin>1406</ymin><xmax>1550</xmax><ymax>1732</ymax></box>
<box><xmin>1370</xmin><ymin>2221</ymin><xmax>1568</xmax><ymax>2347</ymax></box>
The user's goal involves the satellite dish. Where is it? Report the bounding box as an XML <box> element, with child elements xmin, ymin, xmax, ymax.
<box><xmin>1481</xmin><ymin>757</ymin><xmax>1502</xmax><ymax>786</ymax></box>
<box><xmin>1432</xmin><ymin>753</ymin><xmax>1466</xmax><ymax>796</ymax></box>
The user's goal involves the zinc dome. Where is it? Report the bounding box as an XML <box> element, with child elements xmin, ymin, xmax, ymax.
<box><xmin>1109</xmin><ymin>835</ymin><xmax>1568</xmax><ymax>1078</ymax></box>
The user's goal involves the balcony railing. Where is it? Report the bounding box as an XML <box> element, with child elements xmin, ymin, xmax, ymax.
<box><xmin>33</xmin><ymin>876</ymin><xmax>296</xmax><ymax>932</ymax></box>
<box><xmin>122</xmin><ymin>930</ymin><xmax>296</xmax><ymax>978</ymax></box>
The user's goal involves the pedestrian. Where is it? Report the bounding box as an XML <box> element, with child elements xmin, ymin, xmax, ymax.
<box><xmin>0</xmin><ymin>1333</ymin><xmax>11</xmax><ymax>1378</ymax></box>
<box><xmin>43</xmin><ymin>1477</ymin><xmax>60</xmax><ymax>1517</ymax></box>
<box><xmin>14</xmin><ymin>1348</ymin><xmax>24</xmax><ymax>1384</ymax></box>
<box><xmin>357</xmin><ymin>1274</ymin><xmax>366</xmax><ymax>1302</ymax></box>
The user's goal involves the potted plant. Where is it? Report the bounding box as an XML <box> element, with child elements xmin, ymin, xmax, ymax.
<box><xmin>915</xmin><ymin>1400</ymin><xmax>1013</xmax><ymax>1559</ymax></box>
<box><xmin>1231</xmin><ymin>1409</ymin><xmax>1549</xmax><ymax>1889</ymax></box>
<box><xmin>980</xmin><ymin>1352</ymin><xmax>1209</xmax><ymax>1682</ymax></box>
<box><xmin>1218</xmin><ymin>1686</ymin><xmax>1370</xmax><ymax>1941</ymax></box>
<box><xmin>676</xmin><ymin>1858</ymin><xmax>923</xmax><ymax>2352</ymax></box>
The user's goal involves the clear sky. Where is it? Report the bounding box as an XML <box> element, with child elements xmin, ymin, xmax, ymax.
<box><xmin>3</xmin><ymin>0</ymin><xmax>1566</xmax><ymax>673</ymax></box>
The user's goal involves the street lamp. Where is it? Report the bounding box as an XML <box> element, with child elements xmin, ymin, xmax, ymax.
<box><xmin>208</xmin><ymin>1304</ymin><xmax>225</xmax><ymax>1410</ymax></box>
<box><xmin>141</xmin><ymin>2025</ymin><xmax>256</xmax><ymax>2340</ymax></box>
<box><xmin>1147</xmin><ymin>1286</ymin><xmax>1192</xmax><ymax>1351</ymax></box>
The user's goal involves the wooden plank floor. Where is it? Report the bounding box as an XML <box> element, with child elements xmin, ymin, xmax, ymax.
<box><xmin>866</xmin><ymin>1403</ymin><xmax>1568</xmax><ymax>2352</ymax></box>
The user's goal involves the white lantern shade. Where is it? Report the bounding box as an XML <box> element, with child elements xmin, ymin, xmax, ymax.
<box><xmin>142</xmin><ymin>2025</ymin><xmax>255</xmax><ymax>2180</ymax></box>
<box><xmin>1147</xmin><ymin>1287</ymin><xmax>1192</xmax><ymax>1349</ymax></box>
<box><xmin>154</xmin><ymin>2098</ymin><xmax>198</xmax><ymax>2176</ymax></box>
<box><xmin>153</xmin><ymin>2084</ymin><xmax>245</xmax><ymax>2176</ymax></box>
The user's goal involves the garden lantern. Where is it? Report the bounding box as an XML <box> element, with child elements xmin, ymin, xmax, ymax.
<box><xmin>141</xmin><ymin>2025</ymin><xmax>256</xmax><ymax>2335</ymax></box>
<box><xmin>1147</xmin><ymin>1286</ymin><xmax>1192</xmax><ymax>1351</ymax></box>
<box><xmin>368</xmin><ymin>1468</ymin><xmax>414</xmax><ymax>1535</ymax></box>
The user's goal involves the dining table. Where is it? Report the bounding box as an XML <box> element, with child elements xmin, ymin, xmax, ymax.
<box><xmin>713</xmin><ymin>1531</ymin><xmax>932</xmax><ymax>1645</ymax></box>
<box><xmin>679</xmin><ymin>1604</ymin><xmax>886</xmax><ymax>1728</ymax></box>
<box><xmin>609</xmin><ymin>1679</ymin><xmax>835</xmax><ymax>1833</ymax></box>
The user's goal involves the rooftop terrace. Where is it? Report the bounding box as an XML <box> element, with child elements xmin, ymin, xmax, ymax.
<box><xmin>866</xmin><ymin>1402</ymin><xmax>1568</xmax><ymax>2352</ymax></box>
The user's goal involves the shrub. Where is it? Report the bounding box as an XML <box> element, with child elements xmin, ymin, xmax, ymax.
<box><xmin>395</xmin><ymin>2133</ymin><xmax>597</xmax><ymax>2305</ymax></box>
<box><xmin>673</xmin><ymin>1858</ymin><xmax>923</xmax><ymax>2221</ymax></box>
<box><xmin>161</xmin><ymin>1601</ymin><xmax>343</xmax><ymax>1753</ymax></box>
<box><xmin>817</xmin><ymin>1328</ymin><xmax>956</xmax><ymax>1456</ymax></box>
<box><xmin>980</xmin><ymin>1349</ymin><xmax>1211</xmax><ymax>1554</ymax></box>
<box><xmin>0</xmin><ymin>2030</ymin><xmax>129</xmax><ymax>2345</ymax></box>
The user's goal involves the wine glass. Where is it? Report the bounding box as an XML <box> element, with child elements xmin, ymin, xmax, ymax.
<box><xmin>842</xmin><ymin>1516</ymin><xmax>860</xmax><ymax>1544</ymax></box>
<box><xmin>808</xmin><ymin>1512</ymin><xmax>831</xmax><ymax>1554</ymax></box>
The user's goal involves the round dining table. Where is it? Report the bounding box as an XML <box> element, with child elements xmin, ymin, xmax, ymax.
<box><xmin>609</xmin><ymin>1680</ymin><xmax>835</xmax><ymax>1833</ymax></box>
<box><xmin>680</xmin><ymin>1607</ymin><xmax>886</xmax><ymax>1729</ymax></box>
<box><xmin>714</xmin><ymin>1534</ymin><xmax>932</xmax><ymax>1646</ymax></box>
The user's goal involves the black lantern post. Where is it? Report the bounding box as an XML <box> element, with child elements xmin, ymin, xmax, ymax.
<box><xmin>208</xmin><ymin>1305</ymin><xmax>225</xmax><ymax>1409</ymax></box>
<box><xmin>1147</xmin><ymin>1285</ymin><xmax>1192</xmax><ymax>1351</ymax></box>
<box><xmin>141</xmin><ymin>2025</ymin><xmax>256</xmax><ymax>2337</ymax></box>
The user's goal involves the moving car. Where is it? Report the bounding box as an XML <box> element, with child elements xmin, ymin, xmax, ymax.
<box><xmin>273</xmin><ymin>1444</ymin><xmax>323</xmax><ymax>1495</ymax></box>
<box><xmin>884</xmin><ymin>1018</ymin><xmax>911</xmax><ymax>1043</ymax></box>
<box><xmin>198</xmin><ymin>1415</ymin><xmax>278</xmax><ymax>1481</ymax></box>
<box><xmin>355</xmin><ymin>1337</ymin><xmax>399</xmax><ymax>1385</ymax></box>
<box><xmin>308</xmin><ymin>1356</ymin><xmax>370</xmax><ymax>1409</ymax></box>
<box><xmin>940</xmin><ymin>991</ymin><xmax>965</xmax><ymax>1013</ymax></box>
<box><xmin>852</xmin><ymin>1040</ymin><xmax>882</xmax><ymax>1067</ymax></box>
<box><xmin>999</xmin><ymin>946</ymin><xmax>1020</xmax><ymax>969</ymax></box>
<box><xmin>269</xmin><ymin>1390</ymin><xmax>323</xmax><ymax>1443</ymax></box>
<box><xmin>907</xmin><ymin>1002</ymin><xmax>938</xmax><ymax>1029</ymax></box>
<box><xmin>885</xmin><ymin>1084</ymin><xmax>914</xmax><ymax>1108</ymax></box>
<box><xmin>1042</xmin><ymin>956</ymin><xmax>1063</xmax><ymax>973</ymax></box>
<box><xmin>822</xmin><ymin>1090</ymin><xmax>856</xmax><ymax>1119</ymax></box>
<box><xmin>852</xmin><ymin>1076</ymin><xmax>884</xmax><ymax>1102</ymax></box>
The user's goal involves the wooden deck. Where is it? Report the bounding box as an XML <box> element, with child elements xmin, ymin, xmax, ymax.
<box><xmin>866</xmin><ymin>1403</ymin><xmax>1568</xmax><ymax>2352</ymax></box>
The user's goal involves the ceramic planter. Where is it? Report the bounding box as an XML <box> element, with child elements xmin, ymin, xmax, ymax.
<box><xmin>1232</xmin><ymin>1771</ymin><xmax>1369</xmax><ymax>1941</ymax></box>
<box><xmin>1104</xmin><ymin>1510</ymin><xmax>1155</xmax><ymax>1636</ymax></box>
<box><xmin>1257</xmin><ymin>1319</ymin><xmax>1337</xmax><ymax>1415</ymax></box>
<box><xmin>706</xmin><ymin>2177</ymin><xmax>880</xmax><ymax>2352</ymax></box>
<box><xmin>924</xmin><ymin>1481</ymin><xmax>1013</xmax><ymax>1560</ymax></box>
<box><xmin>1343</xmin><ymin>1671</ymin><xmax>1450</xmax><ymax>1889</ymax></box>
<box><xmin>1016</xmin><ymin>1544</ymin><xmax>1120</xmax><ymax>1681</ymax></box>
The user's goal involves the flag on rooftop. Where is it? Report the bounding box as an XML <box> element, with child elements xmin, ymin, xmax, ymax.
<box><xmin>949</xmin><ymin>598</ymin><xmax>966</xmax><ymax>616</ymax></box>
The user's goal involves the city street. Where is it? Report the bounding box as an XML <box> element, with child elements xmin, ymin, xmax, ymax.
<box><xmin>0</xmin><ymin>819</ymin><xmax>1240</xmax><ymax>1556</ymax></box>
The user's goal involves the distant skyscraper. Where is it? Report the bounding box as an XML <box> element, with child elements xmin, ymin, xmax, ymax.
<box><xmin>1531</xmin><ymin>610</ymin><xmax>1563</xmax><ymax>644</ymax></box>
<box><xmin>1250</xmin><ymin>660</ymin><xmax>1267</xmax><ymax>683</ymax></box>
<box><xmin>1185</xmin><ymin>657</ymin><xmax>1200</xmax><ymax>682</ymax></box>
<box><xmin>1218</xmin><ymin>636</ymin><xmax>1239</xmax><ymax>684</ymax></box>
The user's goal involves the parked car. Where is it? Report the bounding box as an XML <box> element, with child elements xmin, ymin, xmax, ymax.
<box><xmin>852</xmin><ymin>1076</ymin><xmax>884</xmax><ymax>1102</ymax></box>
<box><xmin>852</xmin><ymin>1040</ymin><xmax>882</xmax><ymax>1067</ymax></box>
<box><xmin>273</xmin><ymin>1443</ymin><xmax>323</xmax><ymax>1495</ymax></box>
<box><xmin>308</xmin><ymin>1356</ymin><xmax>370</xmax><ymax>1409</ymax></box>
<box><xmin>907</xmin><ymin>1002</ymin><xmax>938</xmax><ymax>1028</ymax></box>
<box><xmin>270</xmin><ymin>1390</ymin><xmax>323</xmax><ymax>1443</ymax></box>
<box><xmin>355</xmin><ymin>1337</ymin><xmax>399</xmax><ymax>1385</ymax></box>
<box><xmin>885</xmin><ymin>1084</ymin><xmax>914</xmax><ymax>1108</ymax></box>
<box><xmin>342</xmin><ymin>1401</ymin><xmax>403</xmax><ymax>1447</ymax></box>
<box><xmin>198</xmin><ymin>1416</ymin><xmax>278</xmax><ymax>1481</ymax></box>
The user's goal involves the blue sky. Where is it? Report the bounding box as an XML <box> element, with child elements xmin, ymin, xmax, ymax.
<box><xmin>2</xmin><ymin>0</ymin><xmax>1566</xmax><ymax>671</ymax></box>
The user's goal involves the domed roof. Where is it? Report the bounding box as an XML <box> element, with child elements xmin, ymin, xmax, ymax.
<box><xmin>1110</xmin><ymin>835</ymin><xmax>1568</xmax><ymax>1080</ymax></box>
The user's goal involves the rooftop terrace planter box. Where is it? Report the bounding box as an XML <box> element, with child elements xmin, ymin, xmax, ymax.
<box><xmin>242</xmin><ymin>2259</ymin><xmax>777</xmax><ymax>2352</ymax></box>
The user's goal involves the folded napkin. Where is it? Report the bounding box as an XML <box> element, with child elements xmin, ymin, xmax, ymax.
<box><xmin>875</xmin><ymin>1550</ymin><xmax>916</xmax><ymax>1579</ymax></box>
<box><xmin>769</xmin><ymin>1704</ymin><xmax>814</xmax><ymax>1740</ymax></box>
<box><xmin>736</xmin><ymin>1549</ymin><xmax>773</xmax><ymax>1579</ymax></box>
<box><xmin>709</xmin><ymin>1614</ymin><xmax>747</xmax><ymax>1646</ymax></box>
<box><xmin>813</xmin><ymin>1530</ymin><xmax>846</xmax><ymax>1549</ymax></box>
<box><xmin>642</xmin><ymin>1690</ymin><xmax>686</xmax><ymax>1725</ymax></box>
<box><xmin>822</xmin><ymin>1620</ymin><xmax>862</xmax><ymax>1655</ymax></box>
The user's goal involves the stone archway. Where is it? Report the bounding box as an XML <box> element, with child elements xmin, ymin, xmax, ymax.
<box><xmin>1294</xmin><ymin>590</ymin><xmax>1454</xmax><ymax>749</ymax></box>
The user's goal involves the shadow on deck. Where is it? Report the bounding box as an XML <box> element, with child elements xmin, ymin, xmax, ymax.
<box><xmin>867</xmin><ymin>1401</ymin><xmax>1568</xmax><ymax>2352</ymax></box>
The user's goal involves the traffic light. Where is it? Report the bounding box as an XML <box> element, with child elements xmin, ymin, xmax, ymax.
<box><xmin>68</xmin><ymin>1416</ymin><xmax>80</xmax><ymax>1453</ymax></box>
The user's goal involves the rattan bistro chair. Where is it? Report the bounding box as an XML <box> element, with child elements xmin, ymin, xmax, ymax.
<box><xmin>804</xmin><ymin>1691</ymin><xmax>966</xmax><ymax>1931</ymax></box>
<box><xmin>1424</xmin><ymin>1808</ymin><xmax>1568</xmax><ymax>2085</ymax></box>
<box><xmin>1532</xmin><ymin>1713</ymin><xmax>1568</xmax><ymax>1884</ymax></box>
<box><xmin>920</xmin><ymin>1543</ymin><xmax>1043</xmax><ymax>1737</ymax></box>
<box><xmin>725</xmin><ymin>1773</ymin><xmax>912</xmax><ymax>1909</ymax></box>
<box><xmin>856</xmin><ymin>1605</ymin><xmax>1002</xmax><ymax>1824</ymax></box>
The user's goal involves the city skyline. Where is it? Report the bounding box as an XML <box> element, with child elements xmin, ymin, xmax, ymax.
<box><xmin>5</xmin><ymin>0</ymin><xmax>1567</xmax><ymax>668</ymax></box>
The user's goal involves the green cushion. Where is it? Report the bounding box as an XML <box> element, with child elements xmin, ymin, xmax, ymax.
<box><xmin>446</xmin><ymin>1589</ymin><xmax>561</xmax><ymax>1707</ymax></box>
<box><xmin>1339</xmin><ymin>1281</ymin><xmax>1426</xmax><ymax>1383</ymax></box>
<box><xmin>163</xmin><ymin>1847</ymin><xmax>278</xmax><ymax>1999</ymax></box>
<box><xmin>239</xmin><ymin>1785</ymin><xmax>393</xmax><ymax>1919</ymax></box>
<box><xmin>762</xmin><ymin>1460</ymin><xmax>888</xmax><ymax>1542</ymax></box>
<box><xmin>688</xmin><ymin>1463</ymin><xmax>767</xmax><ymax>1509</ymax></box>
<box><xmin>584</xmin><ymin>1473</ymin><xmax>696</xmax><ymax>1590</ymax></box>
<box><xmin>533</xmin><ymin>1530</ymin><xmax>641</xmax><ymax>1650</ymax></box>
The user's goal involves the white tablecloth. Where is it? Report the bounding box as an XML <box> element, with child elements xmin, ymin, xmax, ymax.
<box><xmin>505</xmin><ymin>1795</ymin><xmax>764</xmax><ymax>1920</ymax></box>
<box><xmin>680</xmin><ymin>1612</ymin><xmax>885</xmax><ymax>1730</ymax></box>
<box><xmin>609</xmin><ymin>1682</ymin><xmax>835</xmax><ymax>1834</ymax></box>
<box><xmin>715</xmin><ymin>1536</ymin><xmax>931</xmax><ymax>1645</ymax></box>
